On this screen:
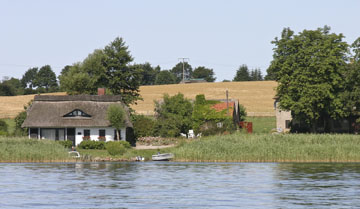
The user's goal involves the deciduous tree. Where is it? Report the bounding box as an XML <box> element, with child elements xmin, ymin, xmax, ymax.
<box><xmin>270</xmin><ymin>26</ymin><xmax>349</xmax><ymax>132</ymax></box>
<box><xmin>192</xmin><ymin>66</ymin><xmax>216</xmax><ymax>82</ymax></box>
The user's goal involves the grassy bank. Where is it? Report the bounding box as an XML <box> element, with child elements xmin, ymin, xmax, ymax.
<box><xmin>0</xmin><ymin>137</ymin><xmax>73</xmax><ymax>163</ymax></box>
<box><xmin>171</xmin><ymin>134</ymin><xmax>360</xmax><ymax>162</ymax></box>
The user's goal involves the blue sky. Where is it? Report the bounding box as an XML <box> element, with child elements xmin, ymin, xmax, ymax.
<box><xmin>1</xmin><ymin>0</ymin><xmax>359</xmax><ymax>82</ymax></box>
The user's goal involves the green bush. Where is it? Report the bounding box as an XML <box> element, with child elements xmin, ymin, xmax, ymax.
<box><xmin>132</xmin><ymin>114</ymin><xmax>155</xmax><ymax>138</ymax></box>
<box><xmin>0</xmin><ymin>120</ymin><xmax>8</xmax><ymax>133</ymax></box>
<box><xmin>105</xmin><ymin>141</ymin><xmax>127</xmax><ymax>156</ymax></box>
<box><xmin>78</xmin><ymin>140</ymin><xmax>106</xmax><ymax>150</ymax></box>
<box><xmin>57</xmin><ymin>140</ymin><xmax>73</xmax><ymax>149</ymax></box>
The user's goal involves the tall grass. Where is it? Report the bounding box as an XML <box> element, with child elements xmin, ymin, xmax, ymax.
<box><xmin>0</xmin><ymin>137</ymin><xmax>72</xmax><ymax>163</ymax></box>
<box><xmin>172</xmin><ymin>133</ymin><xmax>360</xmax><ymax>162</ymax></box>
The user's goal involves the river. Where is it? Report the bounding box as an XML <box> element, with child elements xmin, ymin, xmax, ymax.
<box><xmin>1</xmin><ymin>162</ymin><xmax>360</xmax><ymax>208</ymax></box>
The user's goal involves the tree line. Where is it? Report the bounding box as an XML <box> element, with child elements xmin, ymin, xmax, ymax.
<box><xmin>0</xmin><ymin>36</ymin><xmax>269</xmax><ymax>98</ymax></box>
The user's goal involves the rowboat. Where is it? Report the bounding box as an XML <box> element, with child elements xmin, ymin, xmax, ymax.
<box><xmin>152</xmin><ymin>153</ymin><xmax>174</xmax><ymax>161</ymax></box>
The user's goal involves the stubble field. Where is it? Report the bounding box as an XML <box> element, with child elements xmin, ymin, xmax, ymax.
<box><xmin>0</xmin><ymin>81</ymin><xmax>277</xmax><ymax>118</ymax></box>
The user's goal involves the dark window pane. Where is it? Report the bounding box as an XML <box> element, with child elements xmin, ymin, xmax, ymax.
<box><xmin>84</xmin><ymin>129</ymin><xmax>90</xmax><ymax>137</ymax></box>
<box><xmin>99</xmin><ymin>129</ymin><xmax>105</xmax><ymax>137</ymax></box>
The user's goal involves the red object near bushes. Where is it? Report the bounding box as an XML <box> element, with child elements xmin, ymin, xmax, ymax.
<box><xmin>239</xmin><ymin>122</ymin><xmax>253</xmax><ymax>134</ymax></box>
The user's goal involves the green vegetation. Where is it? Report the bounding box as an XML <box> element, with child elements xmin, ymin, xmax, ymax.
<box><xmin>153</xmin><ymin>93</ymin><xmax>193</xmax><ymax>137</ymax></box>
<box><xmin>105</xmin><ymin>141</ymin><xmax>127</xmax><ymax>156</ymax></box>
<box><xmin>245</xmin><ymin>116</ymin><xmax>275</xmax><ymax>133</ymax></box>
<box><xmin>267</xmin><ymin>26</ymin><xmax>360</xmax><ymax>132</ymax></box>
<box><xmin>132</xmin><ymin>114</ymin><xmax>155</xmax><ymax>138</ymax></box>
<box><xmin>107</xmin><ymin>104</ymin><xmax>126</xmax><ymax>140</ymax></box>
<box><xmin>233</xmin><ymin>64</ymin><xmax>263</xmax><ymax>81</ymax></box>
<box><xmin>171</xmin><ymin>134</ymin><xmax>360</xmax><ymax>162</ymax></box>
<box><xmin>78</xmin><ymin>140</ymin><xmax>106</xmax><ymax>150</ymax></box>
<box><xmin>0</xmin><ymin>137</ymin><xmax>71</xmax><ymax>162</ymax></box>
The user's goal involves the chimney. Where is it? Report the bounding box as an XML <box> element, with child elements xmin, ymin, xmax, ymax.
<box><xmin>98</xmin><ymin>88</ymin><xmax>106</xmax><ymax>96</ymax></box>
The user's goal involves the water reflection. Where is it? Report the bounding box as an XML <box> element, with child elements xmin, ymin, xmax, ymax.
<box><xmin>1</xmin><ymin>162</ymin><xmax>360</xmax><ymax>208</ymax></box>
<box><xmin>274</xmin><ymin>163</ymin><xmax>360</xmax><ymax>208</ymax></box>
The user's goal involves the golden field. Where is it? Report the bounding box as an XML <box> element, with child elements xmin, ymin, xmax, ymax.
<box><xmin>0</xmin><ymin>81</ymin><xmax>277</xmax><ymax>118</ymax></box>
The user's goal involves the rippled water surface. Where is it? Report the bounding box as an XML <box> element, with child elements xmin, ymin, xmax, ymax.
<box><xmin>1</xmin><ymin>162</ymin><xmax>360</xmax><ymax>208</ymax></box>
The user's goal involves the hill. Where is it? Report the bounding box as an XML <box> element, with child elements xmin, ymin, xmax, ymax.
<box><xmin>0</xmin><ymin>81</ymin><xmax>277</xmax><ymax>118</ymax></box>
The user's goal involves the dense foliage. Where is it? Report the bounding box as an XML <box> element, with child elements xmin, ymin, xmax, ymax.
<box><xmin>78</xmin><ymin>140</ymin><xmax>106</xmax><ymax>150</ymax></box>
<box><xmin>132</xmin><ymin>114</ymin><xmax>155</xmax><ymax>138</ymax></box>
<box><xmin>192</xmin><ymin>66</ymin><xmax>216</xmax><ymax>82</ymax></box>
<box><xmin>153</xmin><ymin>93</ymin><xmax>193</xmax><ymax>137</ymax></box>
<box><xmin>233</xmin><ymin>65</ymin><xmax>263</xmax><ymax>81</ymax></box>
<box><xmin>105</xmin><ymin>141</ymin><xmax>130</xmax><ymax>156</ymax></box>
<box><xmin>59</xmin><ymin>37</ymin><xmax>142</xmax><ymax>105</ymax></box>
<box><xmin>267</xmin><ymin>26</ymin><xmax>353</xmax><ymax>132</ymax></box>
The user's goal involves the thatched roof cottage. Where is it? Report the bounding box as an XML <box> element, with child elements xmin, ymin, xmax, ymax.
<box><xmin>22</xmin><ymin>94</ymin><xmax>135</xmax><ymax>146</ymax></box>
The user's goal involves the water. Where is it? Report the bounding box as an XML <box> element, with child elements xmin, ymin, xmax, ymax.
<box><xmin>1</xmin><ymin>162</ymin><xmax>360</xmax><ymax>208</ymax></box>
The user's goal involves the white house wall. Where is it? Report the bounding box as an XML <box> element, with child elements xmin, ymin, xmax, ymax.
<box><xmin>75</xmin><ymin>127</ymin><xmax>126</xmax><ymax>145</ymax></box>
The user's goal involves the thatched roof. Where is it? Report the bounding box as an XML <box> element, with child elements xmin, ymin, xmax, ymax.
<box><xmin>22</xmin><ymin>95</ymin><xmax>132</xmax><ymax>128</ymax></box>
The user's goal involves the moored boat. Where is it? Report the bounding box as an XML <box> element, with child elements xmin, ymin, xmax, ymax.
<box><xmin>152</xmin><ymin>153</ymin><xmax>174</xmax><ymax>161</ymax></box>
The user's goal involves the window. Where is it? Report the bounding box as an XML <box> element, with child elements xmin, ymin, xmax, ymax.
<box><xmin>84</xmin><ymin>129</ymin><xmax>90</xmax><ymax>137</ymax></box>
<box><xmin>99</xmin><ymin>129</ymin><xmax>105</xmax><ymax>137</ymax></box>
<box><xmin>64</xmin><ymin>109</ymin><xmax>91</xmax><ymax>118</ymax></box>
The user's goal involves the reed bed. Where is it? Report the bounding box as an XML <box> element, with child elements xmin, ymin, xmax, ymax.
<box><xmin>0</xmin><ymin>137</ymin><xmax>73</xmax><ymax>163</ymax></box>
<box><xmin>172</xmin><ymin>134</ymin><xmax>360</xmax><ymax>162</ymax></box>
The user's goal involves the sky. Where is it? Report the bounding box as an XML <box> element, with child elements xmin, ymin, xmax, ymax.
<box><xmin>0</xmin><ymin>0</ymin><xmax>359</xmax><ymax>82</ymax></box>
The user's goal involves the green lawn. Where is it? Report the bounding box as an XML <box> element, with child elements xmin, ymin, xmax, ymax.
<box><xmin>245</xmin><ymin>116</ymin><xmax>275</xmax><ymax>133</ymax></box>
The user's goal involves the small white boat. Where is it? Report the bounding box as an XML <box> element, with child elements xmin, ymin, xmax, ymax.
<box><xmin>152</xmin><ymin>153</ymin><xmax>174</xmax><ymax>161</ymax></box>
<box><xmin>68</xmin><ymin>151</ymin><xmax>81</xmax><ymax>158</ymax></box>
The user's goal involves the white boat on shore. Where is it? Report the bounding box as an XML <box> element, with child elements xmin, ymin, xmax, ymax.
<box><xmin>152</xmin><ymin>153</ymin><xmax>174</xmax><ymax>161</ymax></box>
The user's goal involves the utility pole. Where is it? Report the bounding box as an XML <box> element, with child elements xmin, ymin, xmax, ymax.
<box><xmin>178</xmin><ymin>58</ymin><xmax>189</xmax><ymax>83</ymax></box>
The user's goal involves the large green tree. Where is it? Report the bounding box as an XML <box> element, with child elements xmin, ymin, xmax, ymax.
<box><xmin>21</xmin><ymin>67</ymin><xmax>38</xmax><ymax>89</ymax></box>
<box><xmin>154</xmin><ymin>70</ymin><xmax>176</xmax><ymax>85</ymax></box>
<box><xmin>192</xmin><ymin>66</ymin><xmax>216</xmax><ymax>82</ymax></box>
<box><xmin>170</xmin><ymin>62</ymin><xmax>193</xmax><ymax>83</ymax></box>
<box><xmin>59</xmin><ymin>49</ymin><xmax>107</xmax><ymax>94</ymax></box>
<box><xmin>59</xmin><ymin>37</ymin><xmax>142</xmax><ymax>106</ymax></box>
<box><xmin>233</xmin><ymin>65</ymin><xmax>250</xmax><ymax>81</ymax></box>
<box><xmin>104</xmin><ymin>37</ymin><xmax>142</xmax><ymax>105</ymax></box>
<box><xmin>341</xmin><ymin>37</ymin><xmax>360</xmax><ymax>123</ymax></box>
<box><xmin>271</xmin><ymin>26</ymin><xmax>349</xmax><ymax>132</ymax></box>
<box><xmin>133</xmin><ymin>63</ymin><xmax>160</xmax><ymax>85</ymax></box>
<box><xmin>34</xmin><ymin>65</ymin><xmax>58</xmax><ymax>92</ymax></box>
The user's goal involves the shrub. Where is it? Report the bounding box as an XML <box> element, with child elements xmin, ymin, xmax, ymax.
<box><xmin>132</xmin><ymin>114</ymin><xmax>155</xmax><ymax>138</ymax></box>
<box><xmin>0</xmin><ymin>120</ymin><xmax>8</xmax><ymax>133</ymax></box>
<box><xmin>57</xmin><ymin>140</ymin><xmax>73</xmax><ymax>149</ymax></box>
<box><xmin>78</xmin><ymin>140</ymin><xmax>106</xmax><ymax>150</ymax></box>
<box><xmin>105</xmin><ymin>141</ymin><xmax>127</xmax><ymax>156</ymax></box>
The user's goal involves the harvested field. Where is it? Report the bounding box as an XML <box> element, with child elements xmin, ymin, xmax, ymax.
<box><xmin>0</xmin><ymin>92</ymin><xmax>66</xmax><ymax>118</ymax></box>
<box><xmin>0</xmin><ymin>81</ymin><xmax>277</xmax><ymax>118</ymax></box>
<box><xmin>132</xmin><ymin>81</ymin><xmax>277</xmax><ymax>116</ymax></box>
